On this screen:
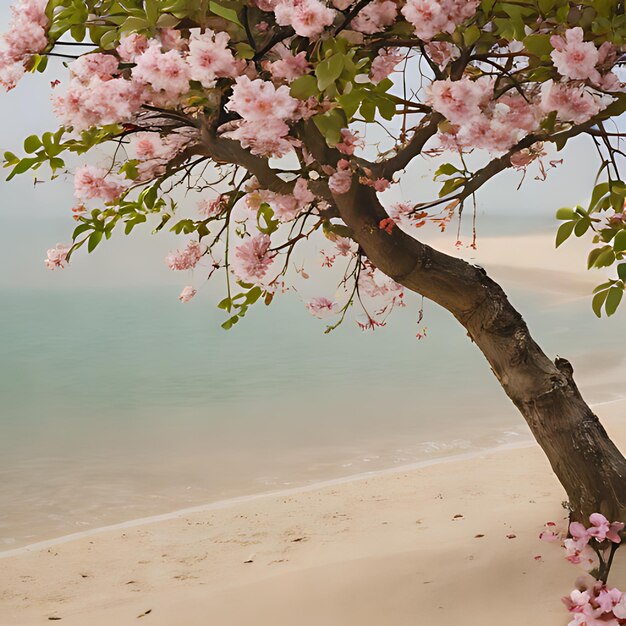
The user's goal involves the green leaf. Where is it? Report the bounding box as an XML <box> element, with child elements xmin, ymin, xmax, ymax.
<box><xmin>208</xmin><ymin>1</ymin><xmax>243</xmax><ymax>26</ymax></box>
<box><xmin>312</xmin><ymin>109</ymin><xmax>346</xmax><ymax>146</ymax></box>
<box><xmin>463</xmin><ymin>24</ymin><xmax>481</xmax><ymax>47</ymax></box>
<box><xmin>606</xmin><ymin>286</ymin><xmax>624</xmax><ymax>316</ymax></box>
<box><xmin>235</xmin><ymin>42</ymin><xmax>255</xmax><ymax>59</ymax></box>
<box><xmin>595</xmin><ymin>247</ymin><xmax>616</xmax><ymax>268</ymax></box>
<box><xmin>24</xmin><ymin>135</ymin><xmax>42</xmax><ymax>154</ymax></box>
<box><xmin>589</xmin><ymin>183</ymin><xmax>610</xmax><ymax>211</ymax></box>
<box><xmin>290</xmin><ymin>75</ymin><xmax>318</xmax><ymax>100</ymax></box>
<box><xmin>556</xmin><ymin>207</ymin><xmax>575</xmax><ymax>220</ymax></box>
<box><xmin>592</xmin><ymin>288</ymin><xmax>609</xmax><ymax>317</ymax></box>
<box><xmin>145</xmin><ymin>0</ymin><xmax>159</xmax><ymax>24</ymax></box>
<box><xmin>434</xmin><ymin>163</ymin><xmax>461</xmax><ymax>179</ymax></box>
<box><xmin>524</xmin><ymin>34</ymin><xmax>553</xmax><ymax>57</ymax></box>
<box><xmin>87</xmin><ymin>230</ymin><xmax>103</xmax><ymax>253</ymax></box>
<box><xmin>556</xmin><ymin>220</ymin><xmax>575</xmax><ymax>247</ymax></box>
<box><xmin>438</xmin><ymin>177</ymin><xmax>464</xmax><ymax>198</ymax></box>
<box><xmin>316</xmin><ymin>53</ymin><xmax>344</xmax><ymax>91</ymax></box>
<box><xmin>618</xmin><ymin>263</ymin><xmax>626</xmax><ymax>282</ymax></box>
<box><xmin>615</xmin><ymin>230</ymin><xmax>626</xmax><ymax>253</ymax></box>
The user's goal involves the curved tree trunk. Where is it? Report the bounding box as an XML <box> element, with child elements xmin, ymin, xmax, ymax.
<box><xmin>335</xmin><ymin>183</ymin><xmax>626</xmax><ymax>521</ymax></box>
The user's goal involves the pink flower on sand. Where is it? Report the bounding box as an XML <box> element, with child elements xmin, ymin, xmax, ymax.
<box><xmin>550</xmin><ymin>27</ymin><xmax>600</xmax><ymax>83</ymax></box>
<box><xmin>232</xmin><ymin>234</ymin><xmax>275</xmax><ymax>283</ymax></box>
<box><xmin>306</xmin><ymin>297</ymin><xmax>338</xmax><ymax>318</ymax></box>
<box><xmin>539</xmin><ymin>521</ymin><xmax>562</xmax><ymax>542</ymax></box>
<box><xmin>74</xmin><ymin>165</ymin><xmax>128</xmax><ymax>203</ymax></box>
<box><xmin>44</xmin><ymin>243</ymin><xmax>70</xmax><ymax>270</ymax></box>
<box><xmin>178</xmin><ymin>286</ymin><xmax>197</xmax><ymax>303</ymax></box>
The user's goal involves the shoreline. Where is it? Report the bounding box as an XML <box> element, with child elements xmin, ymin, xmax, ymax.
<box><xmin>5</xmin><ymin>395</ymin><xmax>624</xmax><ymax>562</ymax></box>
<box><xmin>2</xmin><ymin>399</ymin><xmax>625</xmax><ymax>625</ymax></box>
<box><xmin>3</xmin><ymin>396</ymin><xmax>625</xmax><ymax>562</ymax></box>
<box><xmin>0</xmin><ymin>438</ymin><xmax>537</xmax><ymax>560</ymax></box>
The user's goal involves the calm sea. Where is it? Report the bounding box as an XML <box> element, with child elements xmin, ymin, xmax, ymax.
<box><xmin>0</xmin><ymin>208</ymin><xmax>624</xmax><ymax>550</ymax></box>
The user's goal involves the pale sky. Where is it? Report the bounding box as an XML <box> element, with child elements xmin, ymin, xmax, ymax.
<box><xmin>0</xmin><ymin>6</ymin><xmax>605</xmax><ymax>289</ymax></box>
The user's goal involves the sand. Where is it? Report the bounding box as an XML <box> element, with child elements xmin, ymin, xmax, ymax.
<box><xmin>0</xmin><ymin>400</ymin><xmax>625</xmax><ymax>626</ymax></box>
<box><xmin>1</xmin><ymin>231</ymin><xmax>622</xmax><ymax>625</ymax></box>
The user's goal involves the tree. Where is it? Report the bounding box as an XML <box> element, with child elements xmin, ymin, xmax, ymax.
<box><xmin>1</xmin><ymin>0</ymin><xmax>626</xmax><ymax>524</ymax></box>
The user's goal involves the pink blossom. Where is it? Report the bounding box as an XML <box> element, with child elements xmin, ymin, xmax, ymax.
<box><xmin>0</xmin><ymin>54</ymin><xmax>24</xmax><ymax>91</ymax></box>
<box><xmin>370</xmin><ymin>48</ymin><xmax>404</xmax><ymax>84</ymax></box>
<box><xmin>178</xmin><ymin>286</ymin><xmax>197</xmax><ymax>303</ymax></box>
<box><xmin>350</xmin><ymin>0</ymin><xmax>397</xmax><ymax>34</ymax></box>
<box><xmin>273</xmin><ymin>0</ymin><xmax>336</xmax><ymax>39</ymax></box>
<box><xmin>117</xmin><ymin>33</ymin><xmax>149</xmax><ymax>62</ymax></box>
<box><xmin>73</xmin><ymin>165</ymin><xmax>128</xmax><ymax>203</ymax></box>
<box><xmin>52</xmin><ymin>66</ymin><xmax>145</xmax><ymax>132</ymax></box>
<box><xmin>540</xmin><ymin>80</ymin><xmax>610</xmax><ymax>124</ymax></box>
<box><xmin>223</xmin><ymin>76</ymin><xmax>299</xmax><ymax>156</ymax></box>
<box><xmin>221</xmin><ymin>117</ymin><xmax>296</xmax><ymax>157</ymax></box>
<box><xmin>232</xmin><ymin>234</ymin><xmax>275</xmax><ymax>283</ymax></box>
<box><xmin>424</xmin><ymin>41</ymin><xmax>458</xmax><ymax>66</ymax></box>
<box><xmin>336</xmin><ymin>129</ymin><xmax>363</xmax><ymax>155</ymax></box>
<box><xmin>132</xmin><ymin>40</ymin><xmax>191</xmax><ymax>97</ymax></box>
<box><xmin>551</xmin><ymin>28</ymin><xmax>600</xmax><ymax>82</ymax></box>
<box><xmin>198</xmin><ymin>196</ymin><xmax>226</xmax><ymax>218</ymax></box>
<box><xmin>613</xmin><ymin>594</ymin><xmax>626</xmax><ymax>619</ymax></box>
<box><xmin>267</xmin><ymin>50</ymin><xmax>311</xmax><ymax>82</ymax></box>
<box><xmin>0</xmin><ymin>0</ymin><xmax>49</xmax><ymax>91</ymax></box>
<box><xmin>188</xmin><ymin>29</ymin><xmax>240</xmax><ymax>88</ymax></box>
<box><xmin>306</xmin><ymin>296</ymin><xmax>338</xmax><ymax>318</ymax></box>
<box><xmin>158</xmin><ymin>28</ymin><xmax>186</xmax><ymax>52</ymax></box>
<box><xmin>428</xmin><ymin>76</ymin><xmax>493</xmax><ymax>125</ymax></box>
<box><xmin>334</xmin><ymin>237</ymin><xmax>354</xmax><ymax>256</ymax></box>
<box><xmin>328</xmin><ymin>159</ymin><xmax>353</xmax><ymax>195</ymax></box>
<box><xmin>401</xmin><ymin>0</ymin><xmax>479</xmax><ymax>42</ymax></box>
<box><xmin>539</xmin><ymin>521</ymin><xmax>562</xmax><ymax>542</ymax></box>
<box><xmin>44</xmin><ymin>243</ymin><xmax>70</xmax><ymax>270</ymax></box>
<box><xmin>586</xmin><ymin>513</ymin><xmax>624</xmax><ymax>543</ymax></box>
<box><xmin>165</xmin><ymin>241</ymin><xmax>204</xmax><ymax>271</ymax></box>
<box><xmin>70</xmin><ymin>54</ymin><xmax>120</xmax><ymax>82</ymax></box>
<box><xmin>227</xmin><ymin>75</ymin><xmax>299</xmax><ymax>121</ymax></box>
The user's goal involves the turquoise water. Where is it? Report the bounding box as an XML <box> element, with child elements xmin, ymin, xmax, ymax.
<box><xmin>0</xmin><ymin>260</ymin><xmax>624</xmax><ymax>549</ymax></box>
<box><xmin>0</xmin><ymin>175</ymin><xmax>624</xmax><ymax>548</ymax></box>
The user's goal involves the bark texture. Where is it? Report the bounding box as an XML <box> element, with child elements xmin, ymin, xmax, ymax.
<box><xmin>336</xmin><ymin>183</ymin><xmax>626</xmax><ymax>521</ymax></box>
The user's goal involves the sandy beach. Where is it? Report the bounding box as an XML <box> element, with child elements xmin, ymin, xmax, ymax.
<box><xmin>1</xmin><ymin>231</ymin><xmax>623</xmax><ymax>625</ymax></box>
<box><xmin>0</xmin><ymin>400</ymin><xmax>624</xmax><ymax>626</ymax></box>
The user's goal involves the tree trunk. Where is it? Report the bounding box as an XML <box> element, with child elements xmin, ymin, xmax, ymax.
<box><xmin>335</xmin><ymin>184</ymin><xmax>626</xmax><ymax>521</ymax></box>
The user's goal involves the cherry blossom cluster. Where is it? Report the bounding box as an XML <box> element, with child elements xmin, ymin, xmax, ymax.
<box><xmin>0</xmin><ymin>0</ymin><xmax>48</xmax><ymax>91</ymax></box>
<box><xmin>223</xmin><ymin>76</ymin><xmax>302</xmax><ymax>157</ymax></box>
<box><xmin>540</xmin><ymin>513</ymin><xmax>626</xmax><ymax>625</ymax></box>
<box><xmin>401</xmin><ymin>0</ymin><xmax>480</xmax><ymax>42</ymax></box>
<box><xmin>244</xmin><ymin>178</ymin><xmax>315</xmax><ymax>222</ymax></box>
<box><xmin>73</xmin><ymin>165</ymin><xmax>128</xmax><ymax>204</ymax></box>
<box><xmin>165</xmin><ymin>240</ymin><xmax>204</xmax><ymax>271</ymax></box>
<box><xmin>53</xmin><ymin>52</ymin><xmax>145</xmax><ymax>132</ymax></box>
